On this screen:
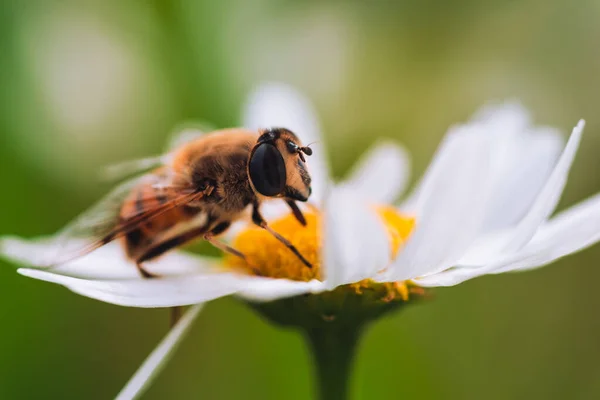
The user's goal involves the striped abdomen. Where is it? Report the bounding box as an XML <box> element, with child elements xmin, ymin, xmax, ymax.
<box><xmin>119</xmin><ymin>178</ymin><xmax>202</xmax><ymax>261</ymax></box>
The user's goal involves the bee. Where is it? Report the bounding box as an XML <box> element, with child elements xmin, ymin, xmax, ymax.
<box><xmin>47</xmin><ymin>127</ymin><xmax>314</xmax><ymax>277</ymax></box>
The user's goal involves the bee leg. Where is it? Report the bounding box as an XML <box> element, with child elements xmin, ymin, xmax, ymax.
<box><xmin>203</xmin><ymin>222</ymin><xmax>247</xmax><ymax>262</ymax></box>
<box><xmin>135</xmin><ymin>221</ymin><xmax>247</xmax><ymax>266</ymax></box>
<box><xmin>204</xmin><ymin>232</ymin><xmax>268</xmax><ymax>276</ymax></box>
<box><xmin>136</xmin><ymin>227</ymin><xmax>207</xmax><ymax>263</ymax></box>
<box><xmin>135</xmin><ymin>226</ymin><xmax>220</xmax><ymax>329</ymax></box>
<box><xmin>252</xmin><ymin>204</ymin><xmax>312</xmax><ymax>268</ymax></box>
<box><xmin>135</xmin><ymin>262</ymin><xmax>160</xmax><ymax>279</ymax></box>
<box><xmin>286</xmin><ymin>199</ymin><xmax>307</xmax><ymax>226</ymax></box>
<box><xmin>133</xmin><ymin>226</ymin><xmax>211</xmax><ymax>280</ymax></box>
<box><xmin>203</xmin><ymin>235</ymin><xmax>247</xmax><ymax>260</ymax></box>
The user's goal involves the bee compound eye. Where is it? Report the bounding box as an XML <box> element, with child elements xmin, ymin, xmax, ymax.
<box><xmin>249</xmin><ymin>143</ymin><xmax>286</xmax><ymax>196</ymax></box>
<box><xmin>286</xmin><ymin>140</ymin><xmax>298</xmax><ymax>153</ymax></box>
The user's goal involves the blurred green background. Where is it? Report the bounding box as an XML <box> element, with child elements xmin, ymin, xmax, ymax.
<box><xmin>2</xmin><ymin>0</ymin><xmax>600</xmax><ymax>399</ymax></box>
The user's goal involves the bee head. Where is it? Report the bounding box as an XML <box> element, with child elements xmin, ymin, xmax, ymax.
<box><xmin>248</xmin><ymin>128</ymin><xmax>313</xmax><ymax>201</ymax></box>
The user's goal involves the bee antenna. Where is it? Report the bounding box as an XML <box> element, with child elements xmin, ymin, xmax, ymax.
<box><xmin>301</xmin><ymin>141</ymin><xmax>317</xmax><ymax>156</ymax></box>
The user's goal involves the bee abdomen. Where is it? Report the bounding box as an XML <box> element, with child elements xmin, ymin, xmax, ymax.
<box><xmin>119</xmin><ymin>181</ymin><xmax>201</xmax><ymax>259</ymax></box>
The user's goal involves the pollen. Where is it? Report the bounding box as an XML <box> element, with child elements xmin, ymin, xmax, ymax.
<box><xmin>227</xmin><ymin>212</ymin><xmax>323</xmax><ymax>281</ymax></box>
<box><xmin>376</xmin><ymin>205</ymin><xmax>416</xmax><ymax>258</ymax></box>
<box><xmin>226</xmin><ymin>206</ymin><xmax>420</xmax><ymax>302</ymax></box>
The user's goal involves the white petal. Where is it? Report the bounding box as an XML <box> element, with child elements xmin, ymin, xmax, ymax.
<box><xmin>417</xmin><ymin>190</ymin><xmax>600</xmax><ymax>287</ymax></box>
<box><xmin>0</xmin><ymin>238</ymin><xmax>215</xmax><ymax>279</ymax></box>
<box><xmin>236</xmin><ymin>278</ymin><xmax>326</xmax><ymax>302</ymax></box>
<box><xmin>2</xmin><ymin>237</ymin><xmax>321</xmax><ymax>307</ymax></box>
<box><xmin>404</xmin><ymin>116</ymin><xmax>585</xmax><ymax>286</ymax></box>
<box><xmin>242</xmin><ymin>82</ymin><xmax>329</xmax><ymax>204</ymax></box>
<box><xmin>471</xmin><ymin>101</ymin><xmax>531</xmax><ymax>132</ymax></box>
<box><xmin>480</xmin><ymin>126</ymin><xmax>563</xmax><ymax>232</ymax></box>
<box><xmin>501</xmin><ymin>120</ymin><xmax>584</xmax><ymax>252</ymax></box>
<box><xmin>455</xmin><ymin>119</ymin><xmax>580</xmax><ymax>266</ymax></box>
<box><xmin>457</xmin><ymin>127</ymin><xmax>564</xmax><ymax>266</ymax></box>
<box><xmin>400</xmin><ymin>102</ymin><xmax>528</xmax><ymax>213</ymax></box>
<box><xmin>402</xmin><ymin>102</ymin><xmax>563</xmax><ymax>231</ymax></box>
<box><xmin>115</xmin><ymin>304</ymin><xmax>203</xmax><ymax>400</ymax></box>
<box><xmin>455</xmin><ymin>229</ymin><xmax>514</xmax><ymax>267</ymax></box>
<box><xmin>18</xmin><ymin>267</ymin><xmax>242</xmax><ymax>307</ymax></box>
<box><xmin>259</xmin><ymin>198</ymin><xmax>297</xmax><ymax>222</ymax></box>
<box><xmin>387</xmin><ymin>127</ymin><xmax>495</xmax><ymax>281</ymax></box>
<box><xmin>412</xmin><ymin>266</ymin><xmax>482</xmax><ymax>287</ymax></box>
<box><xmin>19</xmin><ymin>266</ymin><xmax>323</xmax><ymax>307</ymax></box>
<box><xmin>323</xmin><ymin>185</ymin><xmax>390</xmax><ymax>289</ymax></box>
<box><xmin>493</xmin><ymin>190</ymin><xmax>600</xmax><ymax>273</ymax></box>
<box><xmin>341</xmin><ymin>141</ymin><xmax>411</xmax><ymax>203</ymax></box>
<box><xmin>221</xmin><ymin>216</ymin><xmax>253</xmax><ymax>242</ymax></box>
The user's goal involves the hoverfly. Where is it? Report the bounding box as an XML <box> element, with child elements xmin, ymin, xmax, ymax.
<box><xmin>46</xmin><ymin>128</ymin><xmax>314</xmax><ymax>278</ymax></box>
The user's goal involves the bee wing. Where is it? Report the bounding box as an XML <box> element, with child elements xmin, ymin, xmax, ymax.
<box><xmin>165</xmin><ymin>123</ymin><xmax>216</xmax><ymax>151</ymax></box>
<box><xmin>99</xmin><ymin>123</ymin><xmax>215</xmax><ymax>182</ymax></box>
<box><xmin>42</xmin><ymin>173</ymin><xmax>203</xmax><ymax>267</ymax></box>
<box><xmin>99</xmin><ymin>156</ymin><xmax>168</xmax><ymax>182</ymax></box>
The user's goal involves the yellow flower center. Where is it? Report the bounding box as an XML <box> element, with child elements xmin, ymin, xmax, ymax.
<box><xmin>228</xmin><ymin>212</ymin><xmax>323</xmax><ymax>280</ymax></box>
<box><xmin>227</xmin><ymin>206</ymin><xmax>425</xmax><ymax>302</ymax></box>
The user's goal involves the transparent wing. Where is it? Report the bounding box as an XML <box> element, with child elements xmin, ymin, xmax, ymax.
<box><xmin>100</xmin><ymin>156</ymin><xmax>167</xmax><ymax>182</ymax></box>
<box><xmin>165</xmin><ymin>122</ymin><xmax>216</xmax><ymax>151</ymax></box>
<box><xmin>42</xmin><ymin>173</ymin><xmax>204</xmax><ymax>267</ymax></box>
<box><xmin>99</xmin><ymin>123</ymin><xmax>215</xmax><ymax>182</ymax></box>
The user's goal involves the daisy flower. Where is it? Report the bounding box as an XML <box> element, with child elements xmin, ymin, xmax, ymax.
<box><xmin>2</xmin><ymin>83</ymin><xmax>598</xmax><ymax>400</ymax></box>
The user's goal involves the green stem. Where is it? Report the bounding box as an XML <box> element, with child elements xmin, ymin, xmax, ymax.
<box><xmin>304</xmin><ymin>326</ymin><xmax>362</xmax><ymax>400</ymax></box>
